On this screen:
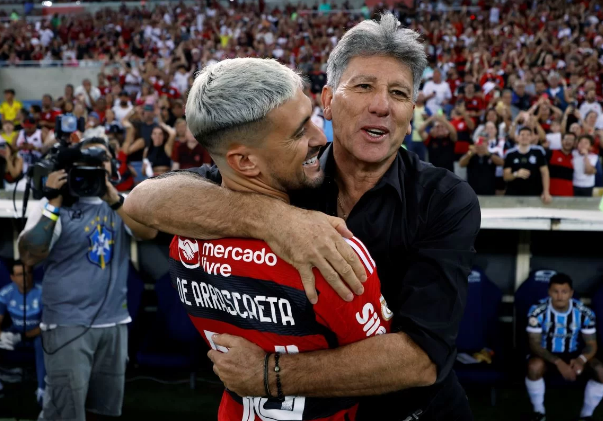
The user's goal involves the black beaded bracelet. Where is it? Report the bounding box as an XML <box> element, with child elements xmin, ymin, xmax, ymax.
<box><xmin>274</xmin><ymin>352</ymin><xmax>284</xmax><ymax>401</ymax></box>
<box><xmin>263</xmin><ymin>353</ymin><xmax>272</xmax><ymax>398</ymax></box>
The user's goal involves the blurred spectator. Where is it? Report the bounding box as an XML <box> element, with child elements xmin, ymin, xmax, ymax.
<box><xmin>16</xmin><ymin>116</ymin><xmax>44</xmax><ymax>176</ymax></box>
<box><xmin>1</xmin><ymin>119</ymin><xmax>17</xmax><ymax>146</ymax></box>
<box><xmin>544</xmin><ymin>120</ymin><xmax>563</xmax><ymax>150</ymax></box>
<box><xmin>512</xmin><ymin>81</ymin><xmax>532</xmax><ymax>112</ymax></box>
<box><xmin>459</xmin><ymin>136</ymin><xmax>504</xmax><ymax>196</ymax></box>
<box><xmin>74</xmin><ymin>79</ymin><xmax>101</xmax><ymax>110</ymax></box>
<box><xmin>143</xmin><ymin>116</ymin><xmax>176</xmax><ymax>177</ymax></box>
<box><xmin>39</xmin><ymin>94</ymin><xmax>60</xmax><ymax>130</ymax></box>
<box><xmin>0</xmin><ymin>89</ymin><xmax>22</xmax><ymax>124</ymax></box>
<box><xmin>579</xmin><ymin>90</ymin><xmax>603</xmax><ymax>120</ymax></box>
<box><xmin>171</xmin><ymin>128</ymin><xmax>212</xmax><ymax>170</ymax></box>
<box><xmin>547</xmin><ymin>132</ymin><xmax>576</xmax><ymax>197</ymax></box>
<box><xmin>408</xmin><ymin>92</ymin><xmax>430</xmax><ymax>160</ymax></box>
<box><xmin>113</xmin><ymin>92</ymin><xmax>134</xmax><ymax>128</ymax></box>
<box><xmin>0</xmin><ymin>140</ymin><xmax>24</xmax><ymax>190</ymax></box>
<box><xmin>418</xmin><ymin>115</ymin><xmax>457</xmax><ymax>172</ymax></box>
<box><xmin>503</xmin><ymin>127</ymin><xmax>551</xmax><ymax>203</ymax></box>
<box><xmin>572</xmin><ymin>134</ymin><xmax>599</xmax><ymax>197</ymax></box>
<box><xmin>83</xmin><ymin>112</ymin><xmax>107</xmax><ymax>140</ymax></box>
<box><xmin>423</xmin><ymin>69</ymin><xmax>451</xmax><ymax>116</ymax></box>
<box><xmin>0</xmin><ymin>261</ymin><xmax>45</xmax><ymax>404</ymax></box>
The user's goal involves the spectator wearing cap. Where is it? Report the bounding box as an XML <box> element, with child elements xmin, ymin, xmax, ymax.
<box><xmin>573</xmin><ymin>134</ymin><xmax>599</xmax><ymax>197</ymax></box>
<box><xmin>0</xmin><ymin>89</ymin><xmax>22</xmax><ymax>125</ymax></box>
<box><xmin>547</xmin><ymin>132</ymin><xmax>576</xmax><ymax>197</ymax></box>
<box><xmin>74</xmin><ymin>79</ymin><xmax>101</xmax><ymax>110</ymax></box>
<box><xmin>459</xmin><ymin>136</ymin><xmax>504</xmax><ymax>196</ymax></box>
<box><xmin>113</xmin><ymin>92</ymin><xmax>133</xmax><ymax>129</ymax></box>
<box><xmin>15</xmin><ymin>116</ymin><xmax>44</xmax><ymax>177</ymax></box>
<box><xmin>83</xmin><ymin>112</ymin><xmax>107</xmax><ymax>140</ymax></box>
<box><xmin>418</xmin><ymin>114</ymin><xmax>458</xmax><ymax>173</ymax></box>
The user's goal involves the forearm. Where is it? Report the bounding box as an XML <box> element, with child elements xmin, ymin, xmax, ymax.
<box><xmin>124</xmin><ymin>172</ymin><xmax>288</xmax><ymax>239</ymax></box>
<box><xmin>458</xmin><ymin>153</ymin><xmax>472</xmax><ymax>167</ymax></box>
<box><xmin>530</xmin><ymin>344</ymin><xmax>560</xmax><ymax>364</ymax></box>
<box><xmin>541</xmin><ymin>169</ymin><xmax>550</xmax><ymax>193</ymax></box>
<box><xmin>18</xmin><ymin>211</ymin><xmax>58</xmax><ymax>266</ymax></box>
<box><xmin>275</xmin><ymin>332</ymin><xmax>436</xmax><ymax>398</ymax></box>
<box><xmin>115</xmin><ymin>206</ymin><xmax>157</xmax><ymax>240</ymax></box>
<box><xmin>582</xmin><ymin>342</ymin><xmax>597</xmax><ymax>361</ymax></box>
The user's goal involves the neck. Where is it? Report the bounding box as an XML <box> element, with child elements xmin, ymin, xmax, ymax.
<box><xmin>221</xmin><ymin>172</ymin><xmax>289</xmax><ymax>204</ymax></box>
<box><xmin>518</xmin><ymin>144</ymin><xmax>530</xmax><ymax>153</ymax></box>
<box><xmin>552</xmin><ymin>301</ymin><xmax>570</xmax><ymax>313</ymax></box>
<box><xmin>333</xmin><ymin>140</ymin><xmax>396</xmax><ymax>208</ymax></box>
<box><xmin>18</xmin><ymin>284</ymin><xmax>32</xmax><ymax>294</ymax></box>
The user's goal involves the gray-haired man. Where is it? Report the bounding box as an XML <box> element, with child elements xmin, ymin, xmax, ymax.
<box><xmin>126</xmin><ymin>13</ymin><xmax>479</xmax><ymax>420</ymax></box>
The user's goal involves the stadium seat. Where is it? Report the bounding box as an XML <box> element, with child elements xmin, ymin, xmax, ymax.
<box><xmin>455</xmin><ymin>266</ymin><xmax>505</xmax><ymax>405</ymax></box>
<box><xmin>135</xmin><ymin>273</ymin><xmax>203</xmax><ymax>388</ymax></box>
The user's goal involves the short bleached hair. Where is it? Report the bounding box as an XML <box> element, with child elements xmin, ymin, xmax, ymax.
<box><xmin>186</xmin><ymin>58</ymin><xmax>304</xmax><ymax>154</ymax></box>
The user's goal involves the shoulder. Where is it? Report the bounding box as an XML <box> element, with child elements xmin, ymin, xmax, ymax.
<box><xmin>574</xmin><ymin>300</ymin><xmax>595</xmax><ymax>317</ymax></box>
<box><xmin>529</xmin><ymin>145</ymin><xmax>546</xmax><ymax>155</ymax></box>
<box><xmin>528</xmin><ymin>301</ymin><xmax>548</xmax><ymax>317</ymax></box>
<box><xmin>0</xmin><ymin>284</ymin><xmax>15</xmax><ymax>300</ymax></box>
<box><xmin>505</xmin><ymin>147</ymin><xmax>518</xmax><ymax>156</ymax></box>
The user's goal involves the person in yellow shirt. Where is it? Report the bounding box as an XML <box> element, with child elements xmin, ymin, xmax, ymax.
<box><xmin>0</xmin><ymin>89</ymin><xmax>23</xmax><ymax>125</ymax></box>
<box><xmin>1</xmin><ymin>120</ymin><xmax>17</xmax><ymax>146</ymax></box>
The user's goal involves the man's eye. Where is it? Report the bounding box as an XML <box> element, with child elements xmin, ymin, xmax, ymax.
<box><xmin>392</xmin><ymin>90</ymin><xmax>406</xmax><ymax>97</ymax></box>
<box><xmin>357</xmin><ymin>84</ymin><xmax>371</xmax><ymax>89</ymax></box>
<box><xmin>294</xmin><ymin>129</ymin><xmax>306</xmax><ymax>140</ymax></box>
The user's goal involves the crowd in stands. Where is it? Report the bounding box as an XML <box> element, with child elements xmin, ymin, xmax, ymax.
<box><xmin>0</xmin><ymin>0</ymin><xmax>603</xmax><ymax>199</ymax></box>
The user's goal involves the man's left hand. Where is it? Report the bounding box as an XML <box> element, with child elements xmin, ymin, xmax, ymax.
<box><xmin>570</xmin><ymin>358</ymin><xmax>586</xmax><ymax>375</ymax></box>
<box><xmin>102</xmin><ymin>177</ymin><xmax>120</xmax><ymax>206</ymax></box>
<box><xmin>207</xmin><ymin>334</ymin><xmax>265</xmax><ymax>397</ymax></box>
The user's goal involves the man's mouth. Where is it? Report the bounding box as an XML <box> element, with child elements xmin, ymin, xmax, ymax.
<box><xmin>361</xmin><ymin>126</ymin><xmax>390</xmax><ymax>139</ymax></box>
<box><xmin>302</xmin><ymin>156</ymin><xmax>318</xmax><ymax>167</ymax></box>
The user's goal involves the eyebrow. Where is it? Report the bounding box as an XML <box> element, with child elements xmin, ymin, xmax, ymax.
<box><xmin>348</xmin><ymin>75</ymin><xmax>412</xmax><ymax>93</ymax></box>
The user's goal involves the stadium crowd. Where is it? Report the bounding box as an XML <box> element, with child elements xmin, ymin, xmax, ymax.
<box><xmin>0</xmin><ymin>0</ymin><xmax>602</xmax><ymax>199</ymax></box>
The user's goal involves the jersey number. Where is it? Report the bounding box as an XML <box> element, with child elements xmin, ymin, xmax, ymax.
<box><xmin>203</xmin><ymin>331</ymin><xmax>306</xmax><ymax>421</ymax></box>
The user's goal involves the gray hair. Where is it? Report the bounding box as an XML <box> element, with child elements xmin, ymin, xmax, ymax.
<box><xmin>326</xmin><ymin>12</ymin><xmax>427</xmax><ymax>102</ymax></box>
<box><xmin>186</xmin><ymin>58</ymin><xmax>303</xmax><ymax>154</ymax></box>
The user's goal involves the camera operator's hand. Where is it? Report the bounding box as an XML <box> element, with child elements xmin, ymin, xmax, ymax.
<box><xmin>45</xmin><ymin>170</ymin><xmax>68</xmax><ymax>207</ymax></box>
<box><xmin>101</xmin><ymin>175</ymin><xmax>121</xmax><ymax>206</ymax></box>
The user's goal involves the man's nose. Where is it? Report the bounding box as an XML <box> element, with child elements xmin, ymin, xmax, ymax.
<box><xmin>367</xmin><ymin>87</ymin><xmax>390</xmax><ymax>117</ymax></box>
<box><xmin>309</xmin><ymin>122</ymin><xmax>327</xmax><ymax>148</ymax></box>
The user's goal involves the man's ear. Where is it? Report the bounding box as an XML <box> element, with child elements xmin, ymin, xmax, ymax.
<box><xmin>225</xmin><ymin>145</ymin><xmax>261</xmax><ymax>177</ymax></box>
<box><xmin>321</xmin><ymin>85</ymin><xmax>334</xmax><ymax>121</ymax></box>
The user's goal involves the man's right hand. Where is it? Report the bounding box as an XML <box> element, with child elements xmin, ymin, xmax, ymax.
<box><xmin>555</xmin><ymin>360</ymin><xmax>577</xmax><ymax>381</ymax></box>
<box><xmin>264</xmin><ymin>208</ymin><xmax>367</xmax><ymax>304</ymax></box>
<box><xmin>45</xmin><ymin>170</ymin><xmax>67</xmax><ymax>207</ymax></box>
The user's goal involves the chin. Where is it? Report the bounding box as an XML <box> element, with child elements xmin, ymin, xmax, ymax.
<box><xmin>352</xmin><ymin>143</ymin><xmax>396</xmax><ymax>164</ymax></box>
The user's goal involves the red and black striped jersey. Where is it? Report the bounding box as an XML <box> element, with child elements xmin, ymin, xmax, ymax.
<box><xmin>168</xmin><ymin>236</ymin><xmax>391</xmax><ymax>421</ymax></box>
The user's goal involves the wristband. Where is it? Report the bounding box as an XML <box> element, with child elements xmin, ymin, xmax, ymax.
<box><xmin>44</xmin><ymin>188</ymin><xmax>61</xmax><ymax>201</ymax></box>
<box><xmin>44</xmin><ymin>203</ymin><xmax>60</xmax><ymax>215</ymax></box>
<box><xmin>579</xmin><ymin>354</ymin><xmax>588</xmax><ymax>364</ymax></box>
<box><xmin>110</xmin><ymin>194</ymin><xmax>125</xmax><ymax>211</ymax></box>
<box><xmin>274</xmin><ymin>352</ymin><xmax>284</xmax><ymax>401</ymax></box>
<box><xmin>263</xmin><ymin>353</ymin><xmax>272</xmax><ymax>398</ymax></box>
<box><xmin>42</xmin><ymin>209</ymin><xmax>59</xmax><ymax>222</ymax></box>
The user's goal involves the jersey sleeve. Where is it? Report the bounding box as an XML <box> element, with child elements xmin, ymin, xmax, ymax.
<box><xmin>504</xmin><ymin>153</ymin><xmax>513</xmax><ymax>169</ymax></box>
<box><xmin>537</xmin><ymin>149</ymin><xmax>547</xmax><ymax>167</ymax></box>
<box><xmin>526</xmin><ymin>304</ymin><xmax>544</xmax><ymax>334</ymax></box>
<box><xmin>312</xmin><ymin>237</ymin><xmax>392</xmax><ymax>346</ymax></box>
<box><xmin>581</xmin><ymin>307</ymin><xmax>596</xmax><ymax>335</ymax></box>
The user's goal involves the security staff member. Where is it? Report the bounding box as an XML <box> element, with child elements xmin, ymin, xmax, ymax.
<box><xmin>125</xmin><ymin>13</ymin><xmax>480</xmax><ymax>420</ymax></box>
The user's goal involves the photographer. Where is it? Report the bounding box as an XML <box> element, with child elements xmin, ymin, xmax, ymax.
<box><xmin>18</xmin><ymin>137</ymin><xmax>157</xmax><ymax>420</ymax></box>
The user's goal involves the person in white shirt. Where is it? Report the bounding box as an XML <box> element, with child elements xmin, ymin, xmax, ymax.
<box><xmin>579</xmin><ymin>89</ymin><xmax>602</xmax><ymax>120</ymax></box>
<box><xmin>544</xmin><ymin>120</ymin><xmax>563</xmax><ymax>150</ymax></box>
<box><xmin>112</xmin><ymin>92</ymin><xmax>133</xmax><ymax>129</ymax></box>
<box><xmin>422</xmin><ymin>69</ymin><xmax>452</xmax><ymax>116</ymax></box>
<box><xmin>74</xmin><ymin>79</ymin><xmax>101</xmax><ymax>110</ymax></box>
<box><xmin>572</xmin><ymin>134</ymin><xmax>599</xmax><ymax>197</ymax></box>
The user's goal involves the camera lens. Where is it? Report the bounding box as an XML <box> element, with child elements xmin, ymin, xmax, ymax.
<box><xmin>68</xmin><ymin>167</ymin><xmax>107</xmax><ymax>197</ymax></box>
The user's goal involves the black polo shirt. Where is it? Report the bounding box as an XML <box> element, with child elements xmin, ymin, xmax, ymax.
<box><xmin>186</xmin><ymin>144</ymin><xmax>481</xmax><ymax>419</ymax></box>
<box><xmin>466</xmin><ymin>153</ymin><xmax>498</xmax><ymax>195</ymax></box>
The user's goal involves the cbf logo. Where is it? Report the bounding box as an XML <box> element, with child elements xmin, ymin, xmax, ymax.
<box><xmin>85</xmin><ymin>216</ymin><xmax>115</xmax><ymax>269</ymax></box>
